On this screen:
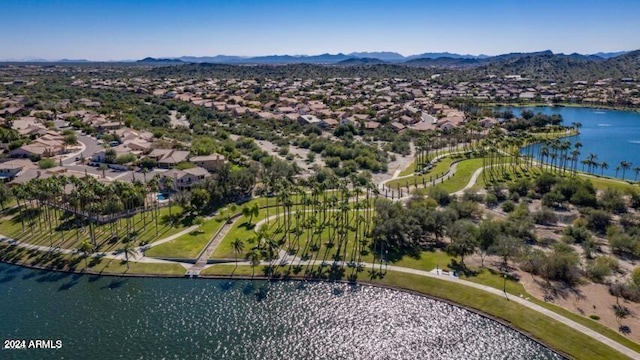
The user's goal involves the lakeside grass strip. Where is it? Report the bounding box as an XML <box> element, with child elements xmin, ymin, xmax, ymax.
<box><xmin>0</xmin><ymin>243</ymin><xmax>186</xmax><ymax>276</ymax></box>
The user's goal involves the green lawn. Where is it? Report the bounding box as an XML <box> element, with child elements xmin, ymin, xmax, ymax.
<box><xmin>387</xmin><ymin>156</ymin><xmax>455</xmax><ymax>189</ymax></box>
<box><xmin>145</xmin><ymin>216</ymin><xmax>226</xmax><ymax>259</ymax></box>
<box><xmin>391</xmin><ymin>250</ymin><xmax>455</xmax><ymax>271</ymax></box>
<box><xmin>0</xmin><ymin>206</ymin><xmax>188</xmax><ymax>254</ymax></box>
<box><xmin>430</xmin><ymin>158</ymin><xmax>485</xmax><ymax>193</ymax></box>
<box><xmin>0</xmin><ymin>242</ymin><xmax>186</xmax><ymax>276</ymax></box>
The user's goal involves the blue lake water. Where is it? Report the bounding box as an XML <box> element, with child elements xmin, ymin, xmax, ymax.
<box><xmin>509</xmin><ymin>106</ymin><xmax>640</xmax><ymax>180</ymax></box>
<box><xmin>0</xmin><ymin>263</ymin><xmax>564</xmax><ymax>360</ymax></box>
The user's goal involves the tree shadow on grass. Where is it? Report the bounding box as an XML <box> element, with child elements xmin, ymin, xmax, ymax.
<box><xmin>378</xmin><ymin>246</ymin><xmax>422</xmax><ymax>264</ymax></box>
<box><xmin>238</xmin><ymin>221</ymin><xmax>255</xmax><ymax>231</ymax></box>
<box><xmin>449</xmin><ymin>259</ymin><xmax>478</xmax><ymax>277</ymax></box>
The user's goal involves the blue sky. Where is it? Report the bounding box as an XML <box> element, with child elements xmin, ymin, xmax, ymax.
<box><xmin>1</xmin><ymin>0</ymin><xmax>639</xmax><ymax>60</ymax></box>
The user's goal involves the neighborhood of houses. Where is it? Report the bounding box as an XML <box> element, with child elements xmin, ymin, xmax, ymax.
<box><xmin>0</xmin><ymin>93</ymin><xmax>227</xmax><ymax>191</ymax></box>
<box><xmin>0</xmin><ymin>63</ymin><xmax>638</xmax><ymax>192</ymax></box>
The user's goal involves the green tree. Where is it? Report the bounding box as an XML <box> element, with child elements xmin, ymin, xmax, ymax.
<box><xmin>78</xmin><ymin>239</ymin><xmax>93</xmax><ymax>269</ymax></box>
<box><xmin>446</xmin><ymin>220</ymin><xmax>478</xmax><ymax>265</ymax></box>
<box><xmin>490</xmin><ymin>234</ymin><xmax>523</xmax><ymax>270</ymax></box>
<box><xmin>0</xmin><ymin>182</ymin><xmax>13</xmax><ymax>211</ymax></box>
<box><xmin>189</xmin><ymin>188</ymin><xmax>210</xmax><ymax>213</ymax></box>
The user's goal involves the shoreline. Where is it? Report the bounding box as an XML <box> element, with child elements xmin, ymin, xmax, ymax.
<box><xmin>0</xmin><ymin>257</ymin><xmax>628</xmax><ymax>360</ymax></box>
<box><xmin>490</xmin><ymin>102</ymin><xmax>640</xmax><ymax>113</ymax></box>
<box><xmin>0</xmin><ymin>258</ymin><xmax>570</xmax><ymax>359</ymax></box>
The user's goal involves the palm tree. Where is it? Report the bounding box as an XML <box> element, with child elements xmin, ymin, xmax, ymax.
<box><xmin>600</xmin><ymin>161</ymin><xmax>609</xmax><ymax>176</ymax></box>
<box><xmin>619</xmin><ymin>161</ymin><xmax>632</xmax><ymax>180</ymax></box>
<box><xmin>586</xmin><ymin>153</ymin><xmax>598</xmax><ymax>174</ymax></box>
<box><xmin>634</xmin><ymin>166</ymin><xmax>640</xmax><ymax>181</ymax></box>
<box><xmin>164</xmin><ymin>176</ymin><xmax>175</xmax><ymax>216</ymax></box>
<box><xmin>231</xmin><ymin>238</ymin><xmax>244</xmax><ymax>270</ymax></box>
<box><xmin>0</xmin><ymin>182</ymin><xmax>12</xmax><ymax>211</ymax></box>
<box><xmin>78</xmin><ymin>239</ymin><xmax>93</xmax><ymax>269</ymax></box>
<box><xmin>121</xmin><ymin>241</ymin><xmax>136</xmax><ymax>270</ymax></box>
<box><xmin>246</xmin><ymin>248</ymin><xmax>262</xmax><ymax>277</ymax></box>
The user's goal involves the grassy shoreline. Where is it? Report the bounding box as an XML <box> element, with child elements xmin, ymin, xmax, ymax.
<box><xmin>1</xmin><ymin>251</ymin><xmax>638</xmax><ymax>360</ymax></box>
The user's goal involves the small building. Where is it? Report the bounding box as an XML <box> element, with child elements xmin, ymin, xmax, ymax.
<box><xmin>319</xmin><ymin>118</ymin><xmax>339</xmax><ymax>129</ymax></box>
<box><xmin>363</xmin><ymin>121</ymin><xmax>380</xmax><ymax>130</ymax></box>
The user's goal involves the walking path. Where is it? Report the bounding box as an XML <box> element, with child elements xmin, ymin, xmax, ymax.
<box><xmin>185</xmin><ymin>216</ymin><xmax>238</xmax><ymax>276</ymax></box>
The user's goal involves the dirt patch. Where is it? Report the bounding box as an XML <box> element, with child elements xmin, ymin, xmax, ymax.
<box><xmin>519</xmin><ymin>271</ymin><xmax>640</xmax><ymax>342</ymax></box>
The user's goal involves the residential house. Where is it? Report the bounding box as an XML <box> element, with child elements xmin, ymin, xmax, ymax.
<box><xmin>161</xmin><ymin>167</ymin><xmax>211</xmax><ymax>191</ymax></box>
<box><xmin>0</xmin><ymin>159</ymin><xmax>36</xmax><ymax>182</ymax></box>
<box><xmin>189</xmin><ymin>154</ymin><xmax>227</xmax><ymax>172</ymax></box>
<box><xmin>319</xmin><ymin>118</ymin><xmax>339</xmax><ymax>129</ymax></box>
<box><xmin>389</xmin><ymin>122</ymin><xmax>406</xmax><ymax>132</ymax></box>
<box><xmin>363</xmin><ymin>121</ymin><xmax>380</xmax><ymax>130</ymax></box>
<box><xmin>152</xmin><ymin>149</ymin><xmax>190</xmax><ymax>169</ymax></box>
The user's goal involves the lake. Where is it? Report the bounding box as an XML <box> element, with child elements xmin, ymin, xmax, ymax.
<box><xmin>509</xmin><ymin>106</ymin><xmax>640</xmax><ymax>180</ymax></box>
<box><xmin>0</xmin><ymin>263</ymin><xmax>563</xmax><ymax>359</ymax></box>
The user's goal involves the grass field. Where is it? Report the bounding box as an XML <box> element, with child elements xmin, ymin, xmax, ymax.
<box><xmin>429</xmin><ymin>157</ymin><xmax>485</xmax><ymax>194</ymax></box>
<box><xmin>387</xmin><ymin>156</ymin><xmax>455</xmax><ymax>189</ymax></box>
<box><xmin>0</xmin><ymin>243</ymin><xmax>186</xmax><ymax>276</ymax></box>
<box><xmin>145</xmin><ymin>216</ymin><xmax>226</xmax><ymax>259</ymax></box>
<box><xmin>0</xmin><ymin>206</ymin><xmax>188</xmax><ymax>254</ymax></box>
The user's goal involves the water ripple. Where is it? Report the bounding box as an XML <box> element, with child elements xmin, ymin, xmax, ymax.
<box><xmin>0</xmin><ymin>264</ymin><xmax>564</xmax><ymax>360</ymax></box>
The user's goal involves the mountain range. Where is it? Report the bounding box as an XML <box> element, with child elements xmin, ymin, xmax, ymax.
<box><xmin>131</xmin><ymin>50</ymin><xmax>631</xmax><ymax>67</ymax></box>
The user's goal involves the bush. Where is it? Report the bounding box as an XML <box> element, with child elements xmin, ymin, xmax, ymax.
<box><xmin>428</xmin><ymin>187</ymin><xmax>451</xmax><ymax>207</ymax></box>
<box><xmin>585</xmin><ymin>209</ymin><xmax>611</xmax><ymax>235</ymax></box>
<box><xmin>484</xmin><ymin>193</ymin><xmax>498</xmax><ymax>207</ymax></box>
<box><xmin>115</xmin><ymin>153</ymin><xmax>137</xmax><ymax>164</ymax></box>
<box><xmin>38</xmin><ymin>158</ymin><xmax>56</xmax><ymax>169</ymax></box>
<box><xmin>501</xmin><ymin>200</ymin><xmax>516</xmax><ymax>213</ymax></box>
<box><xmin>586</xmin><ymin>256</ymin><xmax>618</xmax><ymax>283</ymax></box>
<box><xmin>589</xmin><ymin>315</ymin><xmax>600</xmax><ymax>320</ymax></box>
<box><xmin>462</xmin><ymin>189</ymin><xmax>483</xmax><ymax>203</ymax></box>
<box><xmin>533</xmin><ymin>207</ymin><xmax>557</xmax><ymax>225</ymax></box>
<box><xmin>599</xmin><ymin>189</ymin><xmax>627</xmax><ymax>214</ymax></box>
<box><xmin>632</xmin><ymin>267</ymin><xmax>640</xmax><ymax>288</ymax></box>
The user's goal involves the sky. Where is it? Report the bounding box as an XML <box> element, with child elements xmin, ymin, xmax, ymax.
<box><xmin>0</xmin><ymin>0</ymin><xmax>639</xmax><ymax>61</ymax></box>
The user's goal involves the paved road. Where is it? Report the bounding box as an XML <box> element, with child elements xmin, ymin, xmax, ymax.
<box><xmin>62</xmin><ymin>133</ymin><xmax>103</xmax><ymax>165</ymax></box>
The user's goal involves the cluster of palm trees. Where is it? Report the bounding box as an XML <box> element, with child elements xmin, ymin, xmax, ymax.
<box><xmin>9</xmin><ymin>174</ymin><xmax>167</xmax><ymax>256</ymax></box>
<box><xmin>413</xmin><ymin>124</ymin><xmax>484</xmax><ymax>174</ymax></box>
<box><xmin>241</xmin><ymin>178</ymin><xmax>379</xmax><ymax>276</ymax></box>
